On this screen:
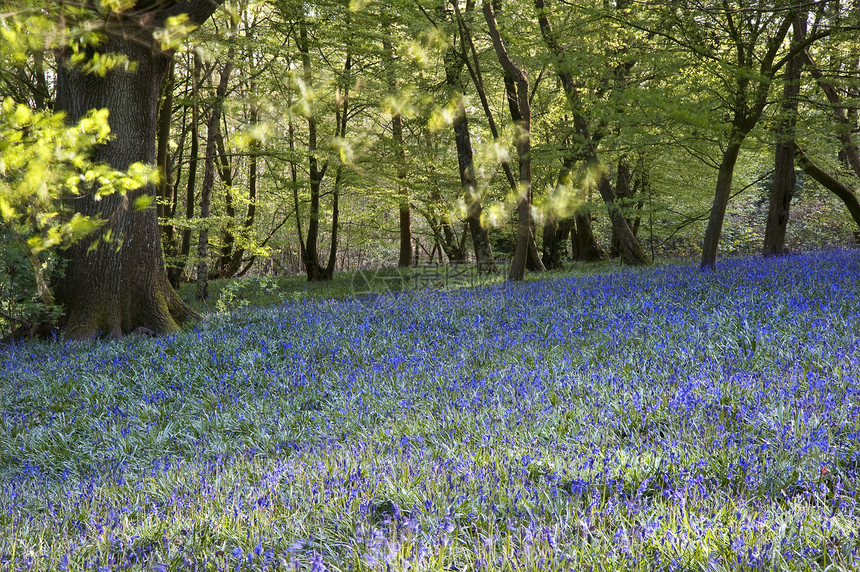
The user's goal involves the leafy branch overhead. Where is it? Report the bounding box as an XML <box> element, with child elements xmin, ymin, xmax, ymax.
<box><xmin>0</xmin><ymin>0</ymin><xmax>859</xmax><ymax>339</ymax></box>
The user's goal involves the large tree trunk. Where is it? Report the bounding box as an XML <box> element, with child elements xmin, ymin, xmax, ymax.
<box><xmin>53</xmin><ymin>2</ymin><xmax>222</xmax><ymax>338</ymax></box>
<box><xmin>701</xmin><ymin>141</ymin><xmax>742</xmax><ymax>270</ymax></box>
<box><xmin>572</xmin><ymin>213</ymin><xmax>606</xmax><ymax>261</ymax></box>
<box><xmin>610</xmin><ymin>156</ymin><xmax>633</xmax><ymax>257</ymax></box>
<box><xmin>764</xmin><ymin>15</ymin><xmax>805</xmax><ymax>257</ymax></box>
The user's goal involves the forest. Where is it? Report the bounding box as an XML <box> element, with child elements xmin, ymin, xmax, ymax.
<box><xmin>1</xmin><ymin>1</ymin><xmax>860</xmax><ymax>571</ymax></box>
<box><xmin>1</xmin><ymin>0</ymin><xmax>859</xmax><ymax>337</ymax></box>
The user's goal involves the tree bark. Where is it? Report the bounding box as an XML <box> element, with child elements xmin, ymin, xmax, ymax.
<box><xmin>197</xmin><ymin>56</ymin><xmax>233</xmax><ymax>300</ymax></box>
<box><xmin>596</xmin><ymin>171</ymin><xmax>648</xmax><ymax>266</ymax></box>
<box><xmin>170</xmin><ymin>52</ymin><xmax>202</xmax><ymax>287</ymax></box>
<box><xmin>483</xmin><ymin>0</ymin><xmax>541</xmax><ymax>281</ymax></box>
<box><xmin>795</xmin><ymin>144</ymin><xmax>860</xmax><ymax>228</ymax></box>
<box><xmin>610</xmin><ymin>156</ymin><xmax>633</xmax><ymax>257</ymax></box>
<box><xmin>701</xmin><ymin>141</ymin><xmax>742</xmax><ymax>270</ymax></box>
<box><xmin>445</xmin><ymin>44</ymin><xmax>496</xmax><ymax>273</ymax></box>
<box><xmin>572</xmin><ymin>212</ymin><xmax>606</xmax><ymax>261</ymax></box>
<box><xmin>54</xmin><ymin>1</ymin><xmax>221</xmax><ymax>338</ymax></box>
<box><xmin>764</xmin><ymin>15</ymin><xmax>805</xmax><ymax>257</ymax></box>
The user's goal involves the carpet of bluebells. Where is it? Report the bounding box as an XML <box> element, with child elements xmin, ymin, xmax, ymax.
<box><xmin>1</xmin><ymin>251</ymin><xmax>859</xmax><ymax>571</ymax></box>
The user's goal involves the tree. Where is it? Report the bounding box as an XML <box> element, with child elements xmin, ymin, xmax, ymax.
<box><xmin>483</xmin><ymin>0</ymin><xmax>540</xmax><ymax>280</ymax></box>
<box><xmin>167</xmin><ymin>51</ymin><xmax>203</xmax><ymax>287</ymax></box>
<box><xmin>692</xmin><ymin>5</ymin><xmax>794</xmax><ymax>269</ymax></box>
<box><xmin>439</xmin><ymin>2</ymin><xmax>496</xmax><ymax>273</ymax></box>
<box><xmin>381</xmin><ymin>17</ymin><xmax>414</xmax><ymax>268</ymax></box>
<box><xmin>0</xmin><ymin>100</ymin><xmax>128</xmax><ymax>339</ymax></box>
<box><xmin>216</xmin><ymin>4</ymin><xmax>266</xmax><ymax>279</ymax></box>
<box><xmin>286</xmin><ymin>4</ymin><xmax>352</xmax><ymax>281</ymax></box>
<box><xmin>763</xmin><ymin>13</ymin><xmax>805</xmax><ymax>257</ymax></box>
<box><xmin>534</xmin><ymin>0</ymin><xmax>648</xmax><ymax>266</ymax></box>
<box><xmin>53</xmin><ymin>0</ymin><xmax>224</xmax><ymax>338</ymax></box>
<box><xmin>792</xmin><ymin>4</ymin><xmax>860</xmax><ymax>234</ymax></box>
<box><xmin>196</xmin><ymin>51</ymin><xmax>234</xmax><ymax>299</ymax></box>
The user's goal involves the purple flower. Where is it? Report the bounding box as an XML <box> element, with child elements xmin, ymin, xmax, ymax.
<box><xmin>310</xmin><ymin>552</ymin><xmax>327</xmax><ymax>572</ymax></box>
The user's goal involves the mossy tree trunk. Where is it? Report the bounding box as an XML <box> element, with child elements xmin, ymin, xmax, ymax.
<box><xmin>53</xmin><ymin>1</ymin><xmax>222</xmax><ymax>339</ymax></box>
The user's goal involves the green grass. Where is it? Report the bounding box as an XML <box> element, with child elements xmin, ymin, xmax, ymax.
<box><xmin>178</xmin><ymin>258</ymin><xmax>638</xmax><ymax>315</ymax></box>
<box><xmin>1</xmin><ymin>252</ymin><xmax>859</xmax><ymax>571</ymax></box>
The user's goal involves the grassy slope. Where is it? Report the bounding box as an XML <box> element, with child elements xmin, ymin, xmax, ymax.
<box><xmin>1</xmin><ymin>252</ymin><xmax>859</xmax><ymax>571</ymax></box>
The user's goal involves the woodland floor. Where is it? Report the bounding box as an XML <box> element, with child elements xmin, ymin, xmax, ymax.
<box><xmin>1</xmin><ymin>251</ymin><xmax>859</xmax><ymax>571</ymax></box>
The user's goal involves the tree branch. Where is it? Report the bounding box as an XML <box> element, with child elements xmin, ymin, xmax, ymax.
<box><xmin>795</xmin><ymin>143</ymin><xmax>860</xmax><ymax>228</ymax></box>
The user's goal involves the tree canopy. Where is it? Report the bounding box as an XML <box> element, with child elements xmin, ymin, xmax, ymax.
<box><xmin>1</xmin><ymin>0</ymin><xmax>858</xmax><ymax>338</ymax></box>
